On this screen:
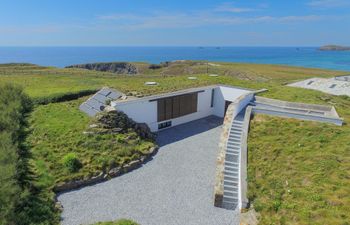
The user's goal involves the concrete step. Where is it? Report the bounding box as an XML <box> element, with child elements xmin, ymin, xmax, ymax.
<box><xmin>226</xmin><ymin>150</ymin><xmax>239</xmax><ymax>154</ymax></box>
<box><xmin>231</xmin><ymin>128</ymin><xmax>243</xmax><ymax>132</ymax></box>
<box><xmin>231</xmin><ymin>125</ymin><xmax>243</xmax><ymax>130</ymax></box>
<box><xmin>224</xmin><ymin>175</ymin><xmax>239</xmax><ymax>182</ymax></box>
<box><xmin>225</xmin><ymin>154</ymin><xmax>239</xmax><ymax>163</ymax></box>
<box><xmin>224</xmin><ymin>186</ymin><xmax>238</xmax><ymax>192</ymax></box>
<box><xmin>227</xmin><ymin>145</ymin><xmax>240</xmax><ymax>150</ymax></box>
<box><xmin>230</xmin><ymin>130</ymin><xmax>243</xmax><ymax>135</ymax></box>
<box><xmin>227</xmin><ymin>144</ymin><xmax>240</xmax><ymax>148</ymax></box>
<box><xmin>225</xmin><ymin>167</ymin><xmax>239</xmax><ymax>174</ymax></box>
<box><xmin>225</xmin><ymin>161</ymin><xmax>239</xmax><ymax>167</ymax></box>
<box><xmin>228</xmin><ymin>137</ymin><xmax>241</xmax><ymax>142</ymax></box>
<box><xmin>225</xmin><ymin>167</ymin><xmax>239</xmax><ymax>173</ymax></box>
<box><xmin>229</xmin><ymin>134</ymin><xmax>242</xmax><ymax>138</ymax></box>
<box><xmin>224</xmin><ymin>171</ymin><xmax>238</xmax><ymax>177</ymax></box>
<box><xmin>226</xmin><ymin>150</ymin><xmax>239</xmax><ymax>155</ymax></box>
<box><xmin>226</xmin><ymin>152</ymin><xmax>239</xmax><ymax>157</ymax></box>
<box><xmin>224</xmin><ymin>180</ymin><xmax>238</xmax><ymax>187</ymax></box>
<box><xmin>227</xmin><ymin>148</ymin><xmax>240</xmax><ymax>154</ymax></box>
<box><xmin>233</xmin><ymin>120</ymin><xmax>243</xmax><ymax>124</ymax></box>
<box><xmin>223</xmin><ymin>196</ymin><xmax>238</xmax><ymax>203</ymax></box>
<box><xmin>224</xmin><ymin>190</ymin><xmax>238</xmax><ymax>197</ymax></box>
<box><xmin>227</xmin><ymin>140</ymin><xmax>241</xmax><ymax>146</ymax></box>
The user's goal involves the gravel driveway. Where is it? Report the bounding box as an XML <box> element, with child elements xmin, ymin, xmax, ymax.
<box><xmin>58</xmin><ymin>116</ymin><xmax>239</xmax><ymax>225</ymax></box>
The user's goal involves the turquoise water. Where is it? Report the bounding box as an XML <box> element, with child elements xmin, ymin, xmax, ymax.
<box><xmin>0</xmin><ymin>47</ymin><xmax>350</xmax><ymax>71</ymax></box>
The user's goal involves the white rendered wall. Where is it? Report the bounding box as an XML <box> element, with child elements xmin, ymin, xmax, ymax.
<box><xmin>112</xmin><ymin>86</ymin><xmax>253</xmax><ymax>132</ymax></box>
<box><xmin>112</xmin><ymin>100</ymin><xmax>158</xmax><ymax>131</ymax></box>
<box><xmin>212</xmin><ymin>86</ymin><xmax>252</xmax><ymax>117</ymax></box>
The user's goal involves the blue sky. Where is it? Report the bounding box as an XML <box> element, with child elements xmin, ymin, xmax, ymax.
<box><xmin>0</xmin><ymin>0</ymin><xmax>349</xmax><ymax>46</ymax></box>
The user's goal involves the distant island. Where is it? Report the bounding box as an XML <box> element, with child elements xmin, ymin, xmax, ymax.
<box><xmin>319</xmin><ymin>45</ymin><xmax>350</xmax><ymax>51</ymax></box>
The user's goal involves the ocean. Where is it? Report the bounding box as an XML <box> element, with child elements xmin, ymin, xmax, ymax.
<box><xmin>0</xmin><ymin>47</ymin><xmax>350</xmax><ymax>71</ymax></box>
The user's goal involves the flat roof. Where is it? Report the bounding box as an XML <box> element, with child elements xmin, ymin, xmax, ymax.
<box><xmin>112</xmin><ymin>84</ymin><xmax>255</xmax><ymax>106</ymax></box>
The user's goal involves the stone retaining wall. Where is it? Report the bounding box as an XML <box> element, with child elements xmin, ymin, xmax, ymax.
<box><xmin>54</xmin><ymin>146</ymin><xmax>158</xmax><ymax>193</ymax></box>
<box><xmin>214</xmin><ymin>103</ymin><xmax>235</xmax><ymax>207</ymax></box>
<box><xmin>214</xmin><ymin>93</ymin><xmax>255</xmax><ymax>208</ymax></box>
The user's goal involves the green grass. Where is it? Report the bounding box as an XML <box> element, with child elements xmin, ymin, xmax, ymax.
<box><xmin>1</xmin><ymin>62</ymin><xmax>349</xmax><ymax>224</ymax></box>
<box><xmin>0</xmin><ymin>62</ymin><xmax>345</xmax><ymax>98</ymax></box>
<box><xmin>248</xmin><ymin>115</ymin><xmax>350</xmax><ymax>225</ymax></box>
<box><xmin>28</xmin><ymin>97</ymin><xmax>154</xmax><ymax>190</ymax></box>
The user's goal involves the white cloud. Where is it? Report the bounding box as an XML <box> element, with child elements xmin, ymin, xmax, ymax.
<box><xmin>96</xmin><ymin>11</ymin><xmax>328</xmax><ymax>30</ymax></box>
<box><xmin>215</xmin><ymin>3</ymin><xmax>256</xmax><ymax>13</ymax></box>
<box><xmin>308</xmin><ymin>0</ymin><xmax>350</xmax><ymax>8</ymax></box>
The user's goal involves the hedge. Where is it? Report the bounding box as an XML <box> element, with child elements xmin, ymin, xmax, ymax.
<box><xmin>33</xmin><ymin>89</ymin><xmax>98</xmax><ymax>105</ymax></box>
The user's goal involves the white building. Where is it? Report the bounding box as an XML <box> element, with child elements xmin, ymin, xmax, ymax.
<box><xmin>111</xmin><ymin>85</ymin><xmax>254</xmax><ymax>132</ymax></box>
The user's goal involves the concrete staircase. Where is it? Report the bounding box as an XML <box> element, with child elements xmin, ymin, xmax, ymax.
<box><xmin>222</xmin><ymin>115</ymin><xmax>244</xmax><ymax>210</ymax></box>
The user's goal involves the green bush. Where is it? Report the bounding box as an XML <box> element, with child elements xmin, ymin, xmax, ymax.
<box><xmin>62</xmin><ymin>153</ymin><xmax>82</xmax><ymax>172</ymax></box>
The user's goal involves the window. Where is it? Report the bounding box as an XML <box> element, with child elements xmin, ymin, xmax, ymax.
<box><xmin>158</xmin><ymin>121</ymin><xmax>172</xmax><ymax>130</ymax></box>
<box><xmin>157</xmin><ymin>93</ymin><xmax>198</xmax><ymax>122</ymax></box>
<box><xmin>211</xmin><ymin>89</ymin><xmax>215</xmax><ymax>107</ymax></box>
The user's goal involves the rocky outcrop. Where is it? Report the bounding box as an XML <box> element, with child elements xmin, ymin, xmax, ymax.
<box><xmin>66</xmin><ymin>62</ymin><xmax>139</xmax><ymax>74</ymax></box>
<box><xmin>319</xmin><ymin>45</ymin><xmax>350</xmax><ymax>51</ymax></box>
<box><xmin>87</xmin><ymin>110</ymin><xmax>156</xmax><ymax>140</ymax></box>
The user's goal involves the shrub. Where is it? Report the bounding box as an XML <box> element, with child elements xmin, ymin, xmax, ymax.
<box><xmin>62</xmin><ymin>153</ymin><xmax>82</xmax><ymax>172</ymax></box>
<box><xmin>148</xmin><ymin>64</ymin><xmax>162</xmax><ymax>70</ymax></box>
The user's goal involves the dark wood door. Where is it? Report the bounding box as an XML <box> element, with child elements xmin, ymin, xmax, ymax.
<box><xmin>224</xmin><ymin>101</ymin><xmax>232</xmax><ymax>117</ymax></box>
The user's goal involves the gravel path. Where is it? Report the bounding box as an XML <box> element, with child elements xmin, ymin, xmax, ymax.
<box><xmin>58</xmin><ymin>116</ymin><xmax>239</xmax><ymax>225</ymax></box>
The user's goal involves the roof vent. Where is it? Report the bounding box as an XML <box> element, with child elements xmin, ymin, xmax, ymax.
<box><xmin>145</xmin><ymin>81</ymin><xmax>158</xmax><ymax>86</ymax></box>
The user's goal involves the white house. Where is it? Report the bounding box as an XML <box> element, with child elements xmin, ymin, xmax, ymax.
<box><xmin>111</xmin><ymin>85</ymin><xmax>254</xmax><ymax>132</ymax></box>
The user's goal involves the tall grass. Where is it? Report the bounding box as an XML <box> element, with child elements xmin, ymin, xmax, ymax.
<box><xmin>0</xmin><ymin>84</ymin><xmax>59</xmax><ymax>225</ymax></box>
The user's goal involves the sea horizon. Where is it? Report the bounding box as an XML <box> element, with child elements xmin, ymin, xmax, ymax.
<box><xmin>1</xmin><ymin>46</ymin><xmax>350</xmax><ymax>71</ymax></box>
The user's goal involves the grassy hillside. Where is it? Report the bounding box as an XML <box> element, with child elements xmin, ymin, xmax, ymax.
<box><xmin>0</xmin><ymin>62</ymin><xmax>349</xmax><ymax>224</ymax></box>
<box><xmin>0</xmin><ymin>62</ymin><xmax>345</xmax><ymax>98</ymax></box>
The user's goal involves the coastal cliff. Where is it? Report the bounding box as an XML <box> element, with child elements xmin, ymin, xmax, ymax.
<box><xmin>66</xmin><ymin>62</ymin><xmax>140</xmax><ymax>74</ymax></box>
<box><xmin>319</xmin><ymin>45</ymin><xmax>350</xmax><ymax>51</ymax></box>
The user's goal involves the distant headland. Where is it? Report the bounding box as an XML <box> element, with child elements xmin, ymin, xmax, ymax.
<box><xmin>319</xmin><ymin>45</ymin><xmax>350</xmax><ymax>51</ymax></box>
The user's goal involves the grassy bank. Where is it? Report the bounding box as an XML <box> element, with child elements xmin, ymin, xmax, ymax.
<box><xmin>28</xmin><ymin>97</ymin><xmax>154</xmax><ymax>190</ymax></box>
<box><xmin>248</xmin><ymin>114</ymin><xmax>350</xmax><ymax>224</ymax></box>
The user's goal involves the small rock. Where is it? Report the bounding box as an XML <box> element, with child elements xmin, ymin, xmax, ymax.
<box><xmin>89</xmin><ymin>124</ymin><xmax>99</xmax><ymax>128</ymax></box>
<box><xmin>111</xmin><ymin>128</ymin><xmax>123</xmax><ymax>133</ymax></box>
<box><xmin>108</xmin><ymin>167</ymin><xmax>121</xmax><ymax>177</ymax></box>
